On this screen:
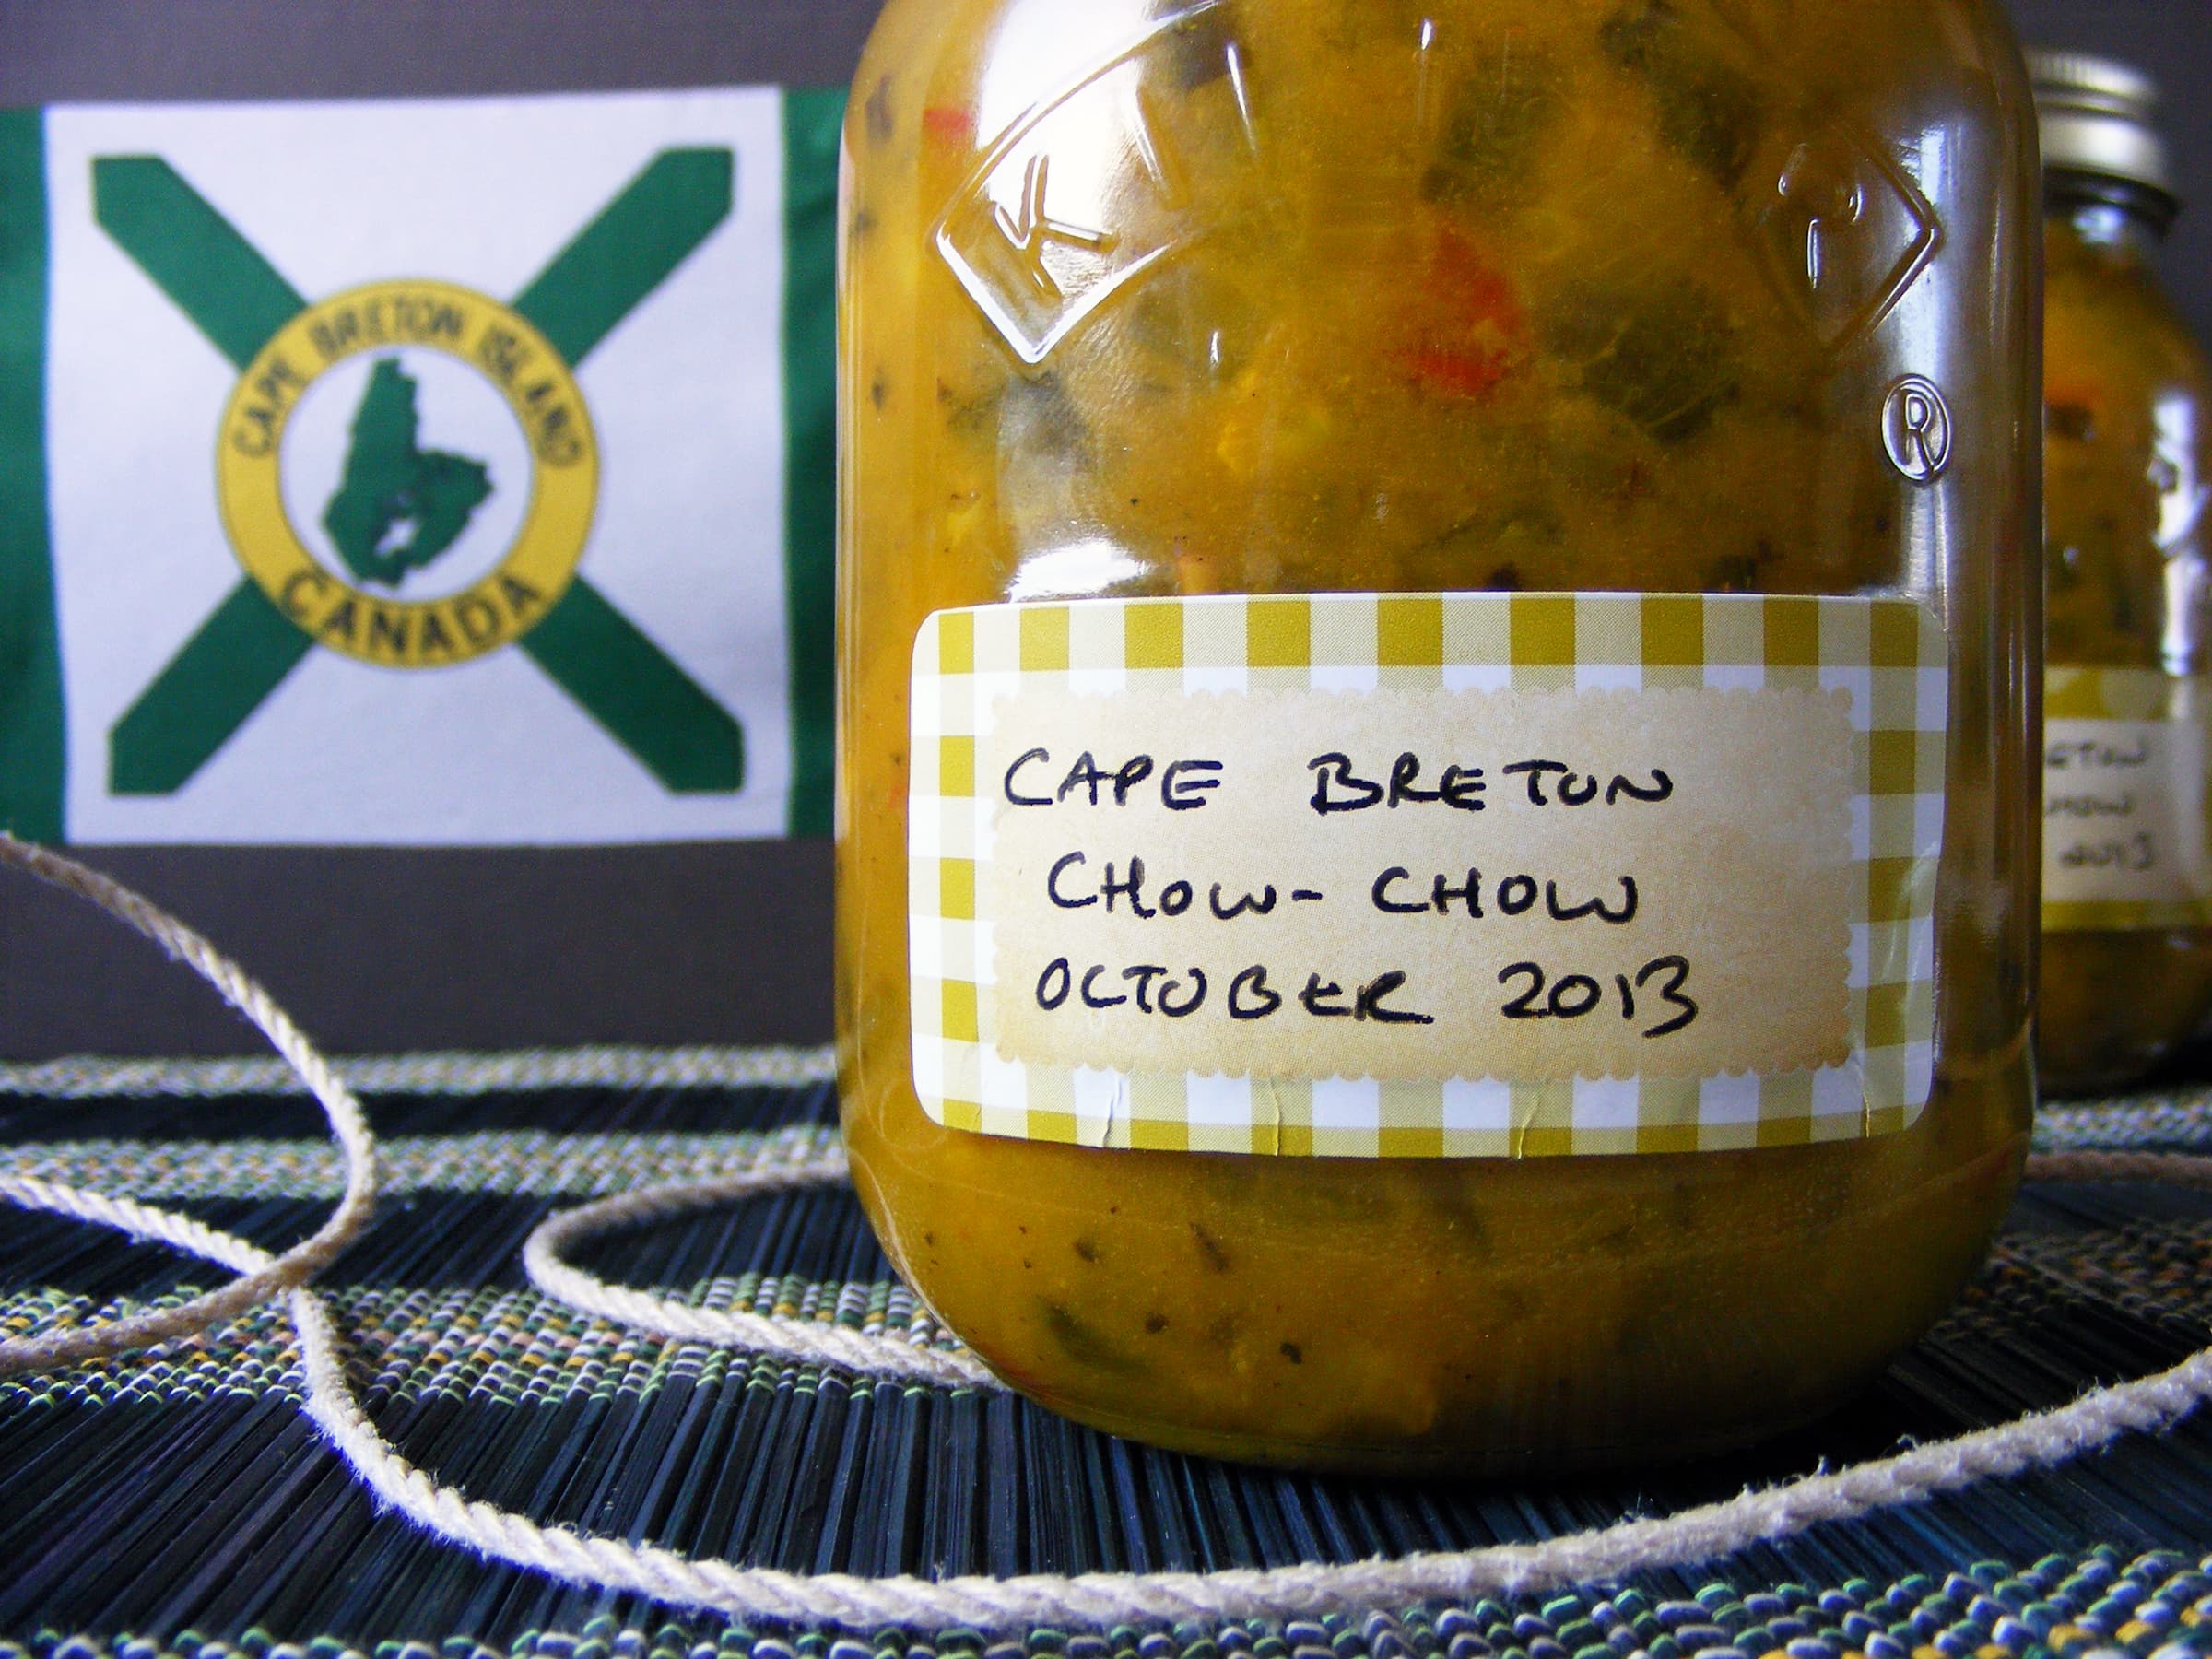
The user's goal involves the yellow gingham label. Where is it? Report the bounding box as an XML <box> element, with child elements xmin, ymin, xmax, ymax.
<box><xmin>2043</xmin><ymin>666</ymin><xmax>2212</xmax><ymax>933</ymax></box>
<box><xmin>908</xmin><ymin>592</ymin><xmax>1948</xmax><ymax>1158</ymax></box>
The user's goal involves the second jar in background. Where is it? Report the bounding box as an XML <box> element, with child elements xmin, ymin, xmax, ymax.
<box><xmin>2035</xmin><ymin>53</ymin><xmax>2212</xmax><ymax>1094</ymax></box>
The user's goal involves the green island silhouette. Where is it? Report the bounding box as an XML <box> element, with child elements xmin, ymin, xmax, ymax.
<box><xmin>320</xmin><ymin>355</ymin><xmax>494</xmax><ymax>588</ymax></box>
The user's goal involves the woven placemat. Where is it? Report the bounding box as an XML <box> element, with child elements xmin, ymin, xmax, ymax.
<box><xmin>5</xmin><ymin>1064</ymin><xmax>2212</xmax><ymax>1658</ymax></box>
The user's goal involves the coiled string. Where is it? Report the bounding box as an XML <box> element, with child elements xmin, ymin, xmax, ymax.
<box><xmin>5</xmin><ymin>830</ymin><xmax>2212</xmax><ymax>1630</ymax></box>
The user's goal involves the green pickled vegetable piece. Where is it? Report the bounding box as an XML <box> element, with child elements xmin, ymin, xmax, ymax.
<box><xmin>1160</xmin><ymin>6</ymin><xmax>1240</xmax><ymax>90</ymax></box>
<box><xmin>1425</xmin><ymin>48</ymin><xmax>1560</xmax><ymax>209</ymax></box>
<box><xmin>1541</xmin><ymin>275</ymin><xmax>1740</xmax><ymax>441</ymax></box>
<box><xmin>1598</xmin><ymin>0</ymin><xmax>1761</xmax><ymax>189</ymax></box>
<box><xmin>999</xmin><ymin>371</ymin><xmax>1091</xmax><ymax>464</ymax></box>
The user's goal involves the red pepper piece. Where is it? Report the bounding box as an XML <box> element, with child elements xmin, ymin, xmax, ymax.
<box><xmin>1403</xmin><ymin>347</ymin><xmax>1513</xmax><ymax>399</ymax></box>
<box><xmin>1400</xmin><ymin>229</ymin><xmax>1530</xmax><ymax>401</ymax></box>
<box><xmin>922</xmin><ymin>106</ymin><xmax>976</xmax><ymax>145</ymax></box>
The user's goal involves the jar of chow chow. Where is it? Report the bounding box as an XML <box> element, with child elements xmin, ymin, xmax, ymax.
<box><xmin>2031</xmin><ymin>52</ymin><xmax>2212</xmax><ymax>1095</ymax></box>
<box><xmin>839</xmin><ymin>0</ymin><xmax>2041</xmax><ymax>1472</ymax></box>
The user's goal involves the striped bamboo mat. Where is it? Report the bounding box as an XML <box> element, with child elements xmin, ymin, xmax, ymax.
<box><xmin>5</xmin><ymin>1060</ymin><xmax>2212</xmax><ymax>1659</ymax></box>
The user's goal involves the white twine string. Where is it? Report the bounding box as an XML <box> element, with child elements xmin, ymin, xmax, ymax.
<box><xmin>7</xmin><ymin>830</ymin><xmax>2212</xmax><ymax>1630</ymax></box>
<box><xmin>0</xmin><ymin>1044</ymin><xmax>836</xmax><ymax>1100</ymax></box>
<box><xmin>522</xmin><ymin>1169</ymin><xmax>1003</xmax><ymax>1391</ymax></box>
<box><xmin>0</xmin><ymin>834</ymin><xmax>380</xmax><ymax>1378</ymax></box>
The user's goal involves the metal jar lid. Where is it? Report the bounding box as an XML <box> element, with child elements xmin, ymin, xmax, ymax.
<box><xmin>2029</xmin><ymin>49</ymin><xmax>2175</xmax><ymax>200</ymax></box>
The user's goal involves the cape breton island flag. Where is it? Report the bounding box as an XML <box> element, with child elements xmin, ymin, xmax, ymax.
<box><xmin>0</xmin><ymin>86</ymin><xmax>840</xmax><ymax>845</ymax></box>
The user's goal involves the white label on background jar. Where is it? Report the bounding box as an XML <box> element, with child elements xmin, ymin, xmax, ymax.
<box><xmin>2043</xmin><ymin>667</ymin><xmax>2212</xmax><ymax>930</ymax></box>
<box><xmin>908</xmin><ymin>592</ymin><xmax>1947</xmax><ymax>1158</ymax></box>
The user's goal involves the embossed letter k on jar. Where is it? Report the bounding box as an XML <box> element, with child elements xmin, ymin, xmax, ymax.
<box><xmin>837</xmin><ymin>0</ymin><xmax>2042</xmax><ymax>1473</ymax></box>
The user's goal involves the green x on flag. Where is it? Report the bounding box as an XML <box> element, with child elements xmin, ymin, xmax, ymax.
<box><xmin>0</xmin><ymin>86</ymin><xmax>839</xmax><ymax>845</ymax></box>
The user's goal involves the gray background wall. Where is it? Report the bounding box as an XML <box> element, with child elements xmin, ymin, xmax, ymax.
<box><xmin>0</xmin><ymin>0</ymin><xmax>2205</xmax><ymax>1060</ymax></box>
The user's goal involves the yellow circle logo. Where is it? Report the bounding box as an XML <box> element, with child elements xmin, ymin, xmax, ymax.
<box><xmin>216</xmin><ymin>278</ymin><xmax>598</xmax><ymax>668</ymax></box>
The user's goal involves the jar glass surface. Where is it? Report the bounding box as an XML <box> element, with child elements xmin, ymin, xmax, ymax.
<box><xmin>838</xmin><ymin>0</ymin><xmax>2040</xmax><ymax>1472</ymax></box>
<box><xmin>2038</xmin><ymin>190</ymin><xmax>2212</xmax><ymax>1093</ymax></box>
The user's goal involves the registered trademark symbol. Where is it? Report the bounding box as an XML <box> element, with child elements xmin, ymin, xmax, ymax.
<box><xmin>1881</xmin><ymin>375</ymin><xmax>1953</xmax><ymax>483</ymax></box>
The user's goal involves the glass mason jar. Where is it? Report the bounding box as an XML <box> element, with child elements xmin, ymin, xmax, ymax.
<box><xmin>2031</xmin><ymin>53</ymin><xmax>2212</xmax><ymax>1095</ymax></box>
<box><xmin>838</xmin><ymin>0</ymin><xmax>2041</xmax><ymax>1472</ymax></box>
